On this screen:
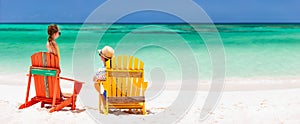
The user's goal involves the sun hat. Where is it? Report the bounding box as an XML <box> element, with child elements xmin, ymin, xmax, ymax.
<box><xmin>98</xmin><ymin>46</ymin><xmax>114</xmax><ymax>59</ymax></box>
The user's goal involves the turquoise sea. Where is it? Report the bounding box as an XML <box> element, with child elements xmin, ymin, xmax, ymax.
<box><xmin>0</xmin><ymin>23</ymin><xmax>300</xmax><ymax>84</ymax></box>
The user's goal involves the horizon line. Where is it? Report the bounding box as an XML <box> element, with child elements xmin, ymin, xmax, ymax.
<box><xmin>1</xmin><ymin>22</ymin><xmax>300</xmax><ymax>25</ymax></box>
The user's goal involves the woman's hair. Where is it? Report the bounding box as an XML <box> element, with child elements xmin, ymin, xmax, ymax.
<box><xmin>47</xmin><ymin>24</ymin><xmax>59</xmax><ymax>55</ymax></box>
<box><xmin>47</xmin><ymin>24</ymin><xmax>59</xmax><ymax>42</ymax></box>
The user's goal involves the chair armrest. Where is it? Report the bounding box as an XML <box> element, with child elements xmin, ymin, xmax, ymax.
<box><xmin>60</xmin><ymin>77</ymin><xmax>84</xmax><ymax>94</ymax></box>
<box><xmin>95</xmin><ymin>79</ymin><xmax>104</xmax><ymax>84</ymax></box>
<box><xmin>60</xmin><ymin>77</ymin><xmax>85</xmax><ymax>84</ymax></box>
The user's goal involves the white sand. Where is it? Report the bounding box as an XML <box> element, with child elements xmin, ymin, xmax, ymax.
<box><xmin>1</xmin><ymin>77</ymin><xmax>300</xmax><ymax>124</ymax></box>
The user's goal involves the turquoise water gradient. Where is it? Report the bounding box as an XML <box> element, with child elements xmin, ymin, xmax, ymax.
<box><xmin>0</xmin><ymin>24</ymin><xmax>300</xmax><ymax>82</ymax></box>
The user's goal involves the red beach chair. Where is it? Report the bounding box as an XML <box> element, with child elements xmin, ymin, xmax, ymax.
<box><xmin>19</xmin><ymin>52</ymin><xmax>84</xmax><ymax>112</ymax></box>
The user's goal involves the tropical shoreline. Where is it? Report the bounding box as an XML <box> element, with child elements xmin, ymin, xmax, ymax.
<box><xmin>1</xmin><ymin>83</ymin><xmax>299</xmax><ymax>124</ymax></box>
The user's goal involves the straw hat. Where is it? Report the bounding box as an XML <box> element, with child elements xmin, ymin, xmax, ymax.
<box><xmin>98</xmin><ymin>46</ymin><xmax>114</xmax><ymax>59</ymax></box>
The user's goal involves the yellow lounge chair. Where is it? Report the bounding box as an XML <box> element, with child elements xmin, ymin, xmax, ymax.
<box><xmin>96</xmin><ymin>55</ymin><xmax>148</xmax><ymax>115</ymax></box>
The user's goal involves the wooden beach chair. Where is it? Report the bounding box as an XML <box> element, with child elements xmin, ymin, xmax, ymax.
<box><xmin>96</xmin><ymin>55</ymin><xmax>148</xmax><ymax>115</ymax></box>
<box><xmin>19</xmin><ymin>52</ymin><xmax>84</xmax><ymax>113</ymax></box>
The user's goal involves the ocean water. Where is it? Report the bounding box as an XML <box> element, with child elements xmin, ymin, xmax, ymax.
<box><xmin>0</xmin><ymin>23</ymin><xmax>300</xmax><ymax>84</ymax></box>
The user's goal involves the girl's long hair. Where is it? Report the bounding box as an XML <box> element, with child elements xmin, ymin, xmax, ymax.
<box><xmin>47</xmin><ymin>24</ymin><xmax>59</xmax><ymax>54</ymax></box>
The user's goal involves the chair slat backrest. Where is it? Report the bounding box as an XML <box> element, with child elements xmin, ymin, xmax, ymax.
<box><xmin>105</xmin><ymin>55</ymin><xmax>146</xmax><ymax>97</ymax></box>
<box><xmin>30</xmin><ymin>52</ymin><xmax>61</xmax><ymax>99</ymax></box>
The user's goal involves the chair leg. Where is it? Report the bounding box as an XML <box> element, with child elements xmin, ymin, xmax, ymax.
<box><xmin>71</xmin><ymin>95</ymin><xmax>76</xmax><ymax>110</ymax></box>
<box><xmin>50</xmin><ymin>97</ymin><xmax>73</xmax><ymax>113</ymax></box>
<box><xmin>19</xmin><ymin>98</ymin><xmax>39</xmax><ymax>109</ymax></box>
<box><xmin>20</xmin><ymin>74</ymin><xmax>32</xmax><ymax>109</ymax></box>
<box><xmin>142</xmin><ymin>103</ymin><xmax>146</xmax><ymax>115</ymax></box>
<box><xmin>129</xmin><ymin>109</ymin><xmax>132</xmax><ymax>113</ymax></box>
<box><xmin>71</xmin><ymin>104</ymin><xmax>76</xmax><ymax>110</ymax></box>
<box><xmin>41</xmin><ymin>102</ymin><xmax>45</xmax><ymax>108</ymax></box>
<box><xmin>104</xmin><ymin>99</ymin><xmax>108</xmax><ymax>115</ymax></box>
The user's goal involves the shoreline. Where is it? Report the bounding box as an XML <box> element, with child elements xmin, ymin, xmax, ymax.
<box><xmin>0</xmin><ymin>84</ymin><xmax>299</xmax><ymax>123</ymax></box>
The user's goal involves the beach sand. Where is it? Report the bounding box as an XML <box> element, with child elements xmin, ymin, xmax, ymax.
<box><xmin>1</xmin><ymin>77</ymin><xmax>300</xmax><ymax>124</ymax></box>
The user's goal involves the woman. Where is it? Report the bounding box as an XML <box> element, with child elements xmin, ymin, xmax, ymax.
<box><xmin>46</xmin><ymin>24</ymin><xmax>61</xmax><ymax>61</ymax></box>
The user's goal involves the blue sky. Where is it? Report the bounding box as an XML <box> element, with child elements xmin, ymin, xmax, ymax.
<box><xmin>0</xmin><ymin>0</ymin><xmax>299</xmax><ymax>23</ymax></box>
